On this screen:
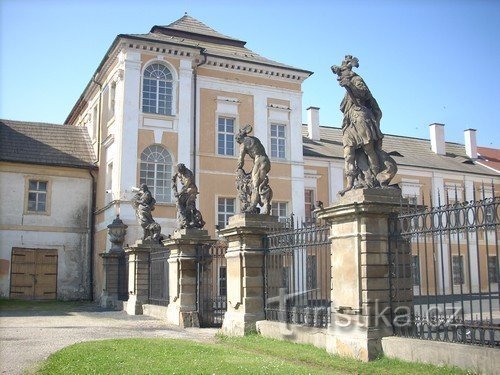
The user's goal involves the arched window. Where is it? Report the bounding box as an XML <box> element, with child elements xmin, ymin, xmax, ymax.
<box><xmin>142</xmin><ymin>63</ymin><xmax>174</xmax><ymax>115</ymax></box>
<box><xmin>139</xmin><ymin>145</ymin><xmax>173</xmax><ymax>203</ymax></box>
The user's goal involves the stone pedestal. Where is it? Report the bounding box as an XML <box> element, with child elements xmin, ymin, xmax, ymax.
<box><xmin>124</xmin><ymin>240</ymin><xmax>159</xmax><ymax>315</ymax></box>
<box><xmin>317</xmin><ymin>188</ymin><xmax>412</xmax><ymax>361</ymax></box>
<box><xmin>219</xmin><ymin>213</ymin><xmax>278</xmax><ymax>336</ymax></box>
<box><xmin>164</xmin><ymin>228</ymin><xmax>214</xmax><ymax>327</ymax></box>
<box><xmin>99</xmin><ymin>251</ymin><xmax>124</xmax><ymax>309</ymax></box>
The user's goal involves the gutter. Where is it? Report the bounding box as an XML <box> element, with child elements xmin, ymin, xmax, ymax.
<box><xmin>193</xmin><ymin>49</ymin><xmax>207</xmax><ymax>176</ymax></box>
<box><xmin>88</xmin><ymin>169</ymin><xmax>97</xmax><ymax>301</ymax></box>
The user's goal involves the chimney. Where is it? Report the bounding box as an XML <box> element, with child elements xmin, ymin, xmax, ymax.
<box><xmin>464</xmin><ymin>129</ymin><xmax>477</xmax><ymax>159</ymax></box>
<box><xmin>307</xmin><ymin>107</ymin><xmax>320</xmax><ymax>141</ymax></box>
<box><xmin>429</xmin><ymin>123</ymin><xmax>445</xmax><ymax>155</ymax></box>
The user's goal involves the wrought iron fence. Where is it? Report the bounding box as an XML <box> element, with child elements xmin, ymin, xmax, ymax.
<box><xmin>390</xmin><ymin>184</ymin><xmax>499</xmax><ymax>347</ymax></box>
<box><xmin>264</xmin><ymin>215</ymin><xmax>331</xmax><ymax>328</ymax></box>
<box><xmin>196</xmin><ymin>240</ymin><xmax>227</xmax><ymax>327</ymax></box>
<box><xmin>149</xmin><ymin>248</ymin><xmax>170</xmax><ymax>306</ymax></box>
<box><xmin>118</xmin><ymin>253</ymin><xmax>129</xmax><ymax>301</ymax></box>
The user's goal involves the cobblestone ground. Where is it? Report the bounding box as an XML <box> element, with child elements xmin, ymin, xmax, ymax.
<box><xmin>0</xmin><ymin>303</ymin><xmax>217</xmax><ymax>374</ymax></box>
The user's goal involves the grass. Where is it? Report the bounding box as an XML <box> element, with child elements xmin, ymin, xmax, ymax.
<box><xmin>36</xmin><ymin>335</ymin><xmax>467</xmax><ymax>375</ymax></box>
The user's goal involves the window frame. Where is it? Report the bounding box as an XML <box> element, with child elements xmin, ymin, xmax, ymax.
<box><xmin>139</xmin><ymin>144</ymin><xmax>174</xmax><ymax>204</ymax></box>
<box><xmin>452</xmin><ymin>255</ymin><xmax>465</xmax><ymax>285</ymax></box>
<box><xmin>269</xmin><ymin>122</ymin><xmax>287</xmax><ymax>160</ymax></box>
<box><xmin>271</xmin><ymin>201</ymin><xmax>288</xmax><ymax>223</ymax></box>
<box><xmin>304</xmin><ymin>189</ymin><xmax>316</xmax><ymax>219</ymax></box>
<box><xmin>217</xmin><ymin>116</ymin><xmax>237</xmax><ymax>157</ymax></box>
<box><xmin>216</xmin><ymin>197</ymin><xmax>236</xmax><ymax>229</ymax></box>
<box><xmin>488</xmin><ymin>256</ymin><xmax>499</xmax><ymax>284</ymax></box>
<box><xmin>24</xmin><ymin>177</ymin><xmax>51</xmax><ymax>216</ymax></box>
<box><xmin>141</xmin><ymin>61</ymin><xmax>177</xmax><ymax>117</ymax></box>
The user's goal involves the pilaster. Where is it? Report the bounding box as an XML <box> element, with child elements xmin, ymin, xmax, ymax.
<box><xmin>178</xmin><ymin>59</ymin><xmax>194</xmax><ymax>168</ymax></box>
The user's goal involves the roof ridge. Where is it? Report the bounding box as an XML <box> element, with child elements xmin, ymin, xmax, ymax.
<box><xmin>154</xmin><ymin>14</ymin><xmax>245</xmax><ymax>45</ymax></box>
<box><xmin>309</xmin><ymin>124</ymin><xmax>471</xmax><ymax>147</ymax></box>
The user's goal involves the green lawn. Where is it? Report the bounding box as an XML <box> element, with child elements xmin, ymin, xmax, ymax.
<box><xmin>0</xmin><ymin>299</ymin><xmax>92</xmax><ymax>312</ymax></box>
<box><xmin>36</xmin><ymin>335</ymin><xmax>466</xmax><ymax>375</ymax></box>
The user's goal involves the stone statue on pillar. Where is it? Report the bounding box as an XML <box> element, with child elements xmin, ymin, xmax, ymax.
<box><xmin>235</xmin><ymin>124</ymin><xmax>273</xmax><ymax>214</ymax></box>
<box><xmin>131</xmin><ymin>184</ymin><xmax>162</xmax><ymax>243</ymax></box>
<box><xmin>331</xmin><ymin>55</ymin><xmax>397</xmax><ymax>196</ymax></box>
<box><xmin>172</xmin><ymin>163</ymin><xmax>205</xmax><ymax>229</ymax></box>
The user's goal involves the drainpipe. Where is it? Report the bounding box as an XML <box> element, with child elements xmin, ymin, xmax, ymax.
<box><xmin>88</xmin><ymin>75</ymin><xmax>102</xmax><ymax>301</ymax></box>
<box><xmin>92</xmin><ymin>76</ymin><xmax>103</xmax><ymax>165</ymax></box>
<box><xmin>192</xmin><ymin>49</ymin><xmax>207</xmax><ymax>177</ymax></box>
<box><xmin>88</xmin><ymin>169</ymin><xmax>97</xmax><ymax>301</ymax></box>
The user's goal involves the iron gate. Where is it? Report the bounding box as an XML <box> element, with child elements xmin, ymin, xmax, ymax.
<box><xmin>149</xmin><ymin>248</ymin><xmax>170</xmax><ymax>306</ymax></box>
<box><xmin>264</xmin><ymin>215</ymin><xmax>331</xmax><ymax>328</ymax></box>
<box><xmin>196</xmin><ymin>240</ymin><xmax>228</xmax><ymax>327</ymax></box>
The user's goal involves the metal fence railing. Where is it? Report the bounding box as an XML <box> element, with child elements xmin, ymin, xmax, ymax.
<box><xmin>149</xmin><ymin>248</ymin><xmax>170</xmax><ymax>306</ymax></box>
<box><xmin>264</xmin><ymin>215</ymin><xmax>331</xmax><ymax>328</ymax></box>
<box><xmin>390</xmin><ymin>185</ymin><xmax>499</xmax><ymax>347</ymax></box>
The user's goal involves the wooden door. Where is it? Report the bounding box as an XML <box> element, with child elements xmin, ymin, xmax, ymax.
<box><xmin>10</xmin><ymin>248</ymin><xmax>57</xmax><ymax>300</ymax></box>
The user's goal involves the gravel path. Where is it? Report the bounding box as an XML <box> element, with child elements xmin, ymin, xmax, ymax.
<box><xmin>0</xmin><ymin>304</ymin><xmax>218</xmax><ymax>374</ymax></box>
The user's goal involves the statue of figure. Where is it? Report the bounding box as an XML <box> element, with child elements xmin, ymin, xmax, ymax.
<box><xmin>331</xmin><ymin>55</ymin><xmax>397</xmax><ymax>195</ymax></box>
<box><xmin>236</xmin><ymin>124</ymin><xmax>273</xmax><ymax>214</ymax></box>
<box><xmin>131</xmin><ymin>184</ymin><xmax>162</xmax><ymax>242</ymax></box>
<box><xmin>172</xmin><ymin>163</ymin><xmax>205</xmax><ymax>229</ymax></box>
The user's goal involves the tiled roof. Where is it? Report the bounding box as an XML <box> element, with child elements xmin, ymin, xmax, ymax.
<box><xmin>0</xmin><ymin>119</ymin><xmax>96</xmax><ymax>169</ymax></box>
<box><xmin>160</xmin><ymin>14</ymin><xmax>243</xmax><ymax>43</ymax></box>
<box><xmin>303</xmin><ymin>126</ymin><xmax>499</xmax><ymax>177</ymax></box>
<box><xmin>477</xmin><ymin>147</ymin><xmax>500</xmax><ymax>173</ymax></box>
<box><xmin>125</xmin><ymin>15</ymin><xmax>311</xmax><ymax>74</ymax></box>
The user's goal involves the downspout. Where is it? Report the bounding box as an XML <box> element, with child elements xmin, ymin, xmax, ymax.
<box><xmin>88</xmin><ymin>75</ymin><xmax>102</xmax><ymax>301</ymax></box>
<box><xmin>192</xmin><ymin>49</ymin><xmax>207</xmax><ymax>176</ymax></box>
<box><xmin>92</xmin><ymin>76</ymin><xmax>103</xmax><ymax>165</ymax></box>
<box><xmin>88</xmin><ymin>169</ymin><xmax>97</xmax><ymax>301</ymax></box>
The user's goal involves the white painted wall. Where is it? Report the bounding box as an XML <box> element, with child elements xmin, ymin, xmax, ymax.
<box><xmin>0</xmin><ymin>169</ymin><xmax>92</xmax><ymax>300</ymax></box>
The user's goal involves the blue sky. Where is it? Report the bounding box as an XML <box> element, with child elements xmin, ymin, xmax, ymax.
<box><xmin>1</xmin><ymin>0</ymin><xmax>499</xmax><ymax>148</ymax></box>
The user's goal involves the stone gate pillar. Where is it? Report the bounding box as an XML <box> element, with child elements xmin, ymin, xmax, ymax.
<box><xmin>164</xmin><ymin>228</ymin><xmax>214</xmax><ymax>327</ymax></box>
<box><xmin>219</xmin><ymin>213</ymin><xmax>278</xmax><ymax>336</ymax></box>
<box><xmin>317</xmin><ymin>188</ymin><xmax>412</xmax><ymax>361</ymax></box>
<box><xmin>124</xmin><ymin>240</ymin><xmax>160</xmax><ymax>315</ymax></box>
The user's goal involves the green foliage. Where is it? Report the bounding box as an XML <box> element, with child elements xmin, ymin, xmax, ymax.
<box><xmin>36</xmin><ymin>336</ymin><xmax>466</xmax><ymax>375</ymax></box>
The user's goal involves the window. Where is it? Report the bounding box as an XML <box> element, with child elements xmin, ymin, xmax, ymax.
<box><xmin>27</xmin><ymin>180</ymin><xmax>48</xmax><ymax>213</ymax></box>
<box><xmin>218</xmin><ymin>117</ymin><xmax>235</xmax><ymax>156</ymax></box>
<box><xmin>405</xmin><ymin>195</ymin><xmax>418</xmax><ymax>206</ymax></box>
<box><xmin>218</xmin><ymin>198</ymin><xmax>235</xmax><ymax>229</ymax></box>
<box><xmin>488</xmin><ymin>256</ymin><xmax>499</xmax><ymax>283</ymax></box>
<box><xmin>92</xmin><ymin>105</ymin><xmax>98</xmax><ymax>140</ymax></box>
<box><xmin>218</xmin><ymin>266</ymin><xmax>227</xmax><ymax>296</ymax></box>
<box><xmin>305</xmin><ymin>189</ymin><xmax>315</xmax><ymax>219</ymax></box>
<box><xmin>142</xmin><ymin>63</ymin><xmax>173</xmax><ymax>115</ymax></box>
<box><xmin>452</xmin><ymin>255</ymin><xmax>464</xmax><ymax>285</ymax></box>
<box><xmin>140</xmin><ymin>145</ymin><xmax>173</xmax><ymax>203</ymax></box>
<box><xmin>306</xmin><ymin>255</ymin><xmax>317</xmax><ymax>290</ymax></box>
<box><xmin>412</xmin><ymin>255</ymin><xmax>421</xmax><ymax>286</ymax></box>
<box><xmin>270</xmin><ymin>123</ymin><xmax>286</xmax><ymax>159</ymax></box>
<box><xmin>271</xmin><ymin>202</ymin><xmax>288</xmax><ymax>222</ymax></box>
<box><xmin>105</xmin><ymin>162</ymin><xmax>113</xmax><ymax>204</ymax></box>
<box><xmin>109</xmin><ymin>82</ymin><xmax>116</xmax><ymax>119</ymax></box>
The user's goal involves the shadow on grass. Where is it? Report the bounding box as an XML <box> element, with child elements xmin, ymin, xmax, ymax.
<box><xmin>0</xmin><ymin>299</ymin><xmax>109</xmax><ymax>317</ymax></box>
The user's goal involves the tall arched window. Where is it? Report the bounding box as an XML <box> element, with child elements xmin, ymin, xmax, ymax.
<box><xmin>142</xmin><ymin>63</ymin><xmax>173</xmax><ymax>115</ymax></box>
<box><xmin>139</xmin><ymin>145</ymin><xmax>173</xmax><ymax>203</ymax></box>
